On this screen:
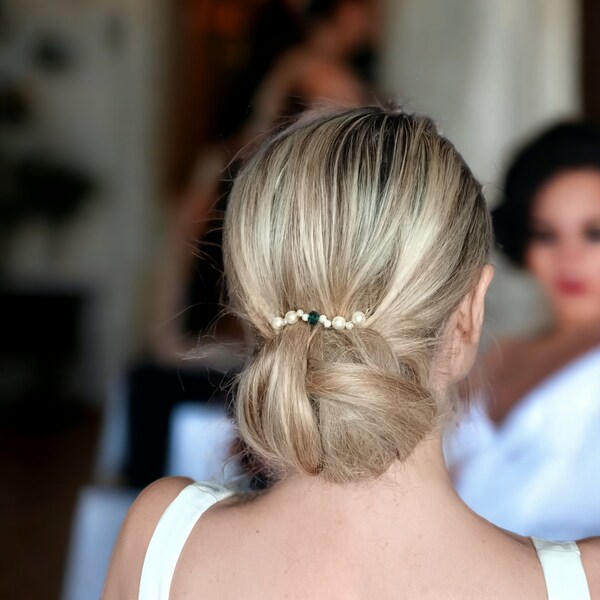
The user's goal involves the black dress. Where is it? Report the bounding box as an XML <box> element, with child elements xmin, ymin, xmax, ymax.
<box><xmin>124</xmin><ymin>167</ymin><xmax>240</xmax><ymax>489</ymax></box>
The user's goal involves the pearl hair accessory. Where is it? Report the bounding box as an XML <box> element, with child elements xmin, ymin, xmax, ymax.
<box><xmin>270</xmin><ymin>309</ymin><xmax>367</xmax><ymax>331</ymax></box>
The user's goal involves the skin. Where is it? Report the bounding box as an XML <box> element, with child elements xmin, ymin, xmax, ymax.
<box><xmin>525</xmin><ymin>169</ymin><xmax>600</xmax><ymax>330</ymax></box>
<box><xmin>249</xmin><ymin>2</ymin><xmax>373</xmax><ymax>134</ymax></box>
<box><xmin>101</xmin><ymin>264</ymin><xmax>600</xmax><ymax>599</ymax></box>
<box><xmin>485</xmin><ymin>169</ymin><xmax>600</xmax><ymax>424</ymax></box>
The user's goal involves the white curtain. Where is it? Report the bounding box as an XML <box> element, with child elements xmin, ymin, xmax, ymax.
<box><xmin>379</xmin><ymin>0</ymin><xmax>580</xmax><ymax>202</ymax></box>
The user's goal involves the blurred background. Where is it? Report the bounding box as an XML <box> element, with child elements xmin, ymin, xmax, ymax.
<box><xmin>0</xmin><ymin>0</ymin><xmax>598</xmax><ymax>598</ymax></box>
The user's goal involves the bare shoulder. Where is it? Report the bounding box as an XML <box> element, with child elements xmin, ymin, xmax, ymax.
<box><xmin>102</xmin><ymin>476</ymin><xmax>193</xmax><ymax>599</ymax></box>
<box><xmin>120</xmin><ymin>475</ymin><xmax>194</xmax><ymax>531</ymax></box>
<box><xmin>578</xmin><ymin>537</ymin><xmax>600</xmax><ymax>598</ymax></box>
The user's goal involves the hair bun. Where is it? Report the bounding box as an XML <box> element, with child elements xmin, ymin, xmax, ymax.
<box><xmin>235</xmin><ymin>322</ymin><xmax>437</xmax><ymax>483</ymax></box>
<box><xmin>306</xmin><ymin>327</ymin><xmax>437</xmax><ymax>481</ymax></box>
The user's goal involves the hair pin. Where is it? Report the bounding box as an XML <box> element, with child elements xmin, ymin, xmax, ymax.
<box><xmin>271</xmin><ymin>309</ymin><xmax>367</xmax><ymax>331</ymax></box>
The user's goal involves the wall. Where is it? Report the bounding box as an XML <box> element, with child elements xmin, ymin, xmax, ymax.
<box><xmin>379</xmin><ymin>0</ymin><xmax>581</xmax><ymax>337</ymax></box>
<box><xmin>2</xmin><ymin>0</ymin><xmax>172</xmax><ymax>405</ymax></box>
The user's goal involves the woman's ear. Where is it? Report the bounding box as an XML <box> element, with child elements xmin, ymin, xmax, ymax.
<box><xmin>462</xmin><ymin>263</ymin><xmax>495</xmax><ymax>343</ymax></box>
<box><xmin>448</xmin><ymin>264</ymin><xmax>495</xmax><ymax>383</ymax></box>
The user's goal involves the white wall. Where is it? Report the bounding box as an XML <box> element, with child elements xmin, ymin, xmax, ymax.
<box><xmin>2</xmin><ymin>0</ymin><xmax>172</xmax><ymax>404</ymax></box>
<box><xmin>379</xmin><ymin>0</ymin><xmax>581</xmax><ymax>337</ymax></box>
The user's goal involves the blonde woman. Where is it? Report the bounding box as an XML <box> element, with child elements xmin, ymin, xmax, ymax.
<box><xmin>103</xmin><ymin>106</ymin><xmax>598</xmax><ymax>599</ymax></box>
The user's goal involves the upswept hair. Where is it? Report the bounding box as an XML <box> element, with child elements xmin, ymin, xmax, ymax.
<box><xmin>223</xmin><ymin>105</ymin><xmax>492</xmax><ymax>483</ymax></box>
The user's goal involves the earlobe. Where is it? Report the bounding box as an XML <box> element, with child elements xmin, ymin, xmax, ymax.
<box><xmin>455</xmin><ymin>264</ymin><xmax>494</xmax><ymax>343</ymax></box>
<box><xmin>469</xmin><ymin>263</ymin><xmax>495</xmax><ymax>342</ymax></box>
<box><xmin>447</xmin><ymin>264</ymin><xmax>495</xmax><ymax>384</ymax></box>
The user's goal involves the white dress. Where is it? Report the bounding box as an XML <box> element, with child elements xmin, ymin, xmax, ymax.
<box><xmin>444</xmin><ymin>344</ymin><xmax>600</xmax><ymax>540</ymax></box>
<box><xmin>138</xmin><ymin>481</ymin><xmax>591</xmax><ymax>600</ymax></box>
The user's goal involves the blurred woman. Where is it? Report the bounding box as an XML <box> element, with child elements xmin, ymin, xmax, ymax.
<box><xmin>446</xmin><ymin>122</ymin><xmax>600</xmax><ymax>541</ymax></box>
<box><xmin>248</xmin><ymin>0</ymin><xmax>375</xmax><ymax>133</ymax></box>
<box><xmin>104</xmin><ymin>106</ymin><xmax>596</xmax><ymax>599</ymax></box>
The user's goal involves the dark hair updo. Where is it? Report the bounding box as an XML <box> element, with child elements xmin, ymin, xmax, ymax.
<box><xmin>493</xmin><ymin>121</ymin><xmax>600</xmax><ymax>267</ymax></box>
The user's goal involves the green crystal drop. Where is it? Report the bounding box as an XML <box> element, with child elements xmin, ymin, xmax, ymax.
<box><xmin>307</xmin><ymin>311</ymin><xmax>320</xmax><ymax>325</ymax></box>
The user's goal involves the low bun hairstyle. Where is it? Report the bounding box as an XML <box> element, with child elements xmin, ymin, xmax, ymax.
<box><xmin>223</xmin><ymin>105</ymin><xmax>492</xmax><ymax>483</ymax></box>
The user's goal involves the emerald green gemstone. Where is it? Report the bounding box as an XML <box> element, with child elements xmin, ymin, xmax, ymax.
<box><xmin>307</xmin><ymin>311</ymin><xmax>320</xmax><ymax>325</ymax></box>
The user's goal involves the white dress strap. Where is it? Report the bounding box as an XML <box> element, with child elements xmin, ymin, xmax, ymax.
<box><xmin>531</xmin><ymin>537</ymin><xmax>591</xmax><ymax>600</ymax></box>
<box><xmin>138</xmin><ymin>481</ymin><xmax>235</xmax><ymax>600</ymax></box>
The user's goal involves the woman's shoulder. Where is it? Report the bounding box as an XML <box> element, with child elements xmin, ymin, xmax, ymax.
<box><xmin>102</xmin><ymin>476</ymin><xmax>194</xmax><ymax>599</ymax></box>
<box><xmin>118</xmin><ymin>476</ymin><xmax>196</xmax><ymax>540</ymax></box>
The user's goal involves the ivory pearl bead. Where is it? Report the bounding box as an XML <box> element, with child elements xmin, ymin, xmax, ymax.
<box><xmin>324</xmin><ymin>319</ymin><xmax>332</xmax><ymax>328</ymax></box>
<box><xmin>285</xmin><ymin>310</ymin><xmax>299</xmax><ymax>324</ymax></box>
<box><xmin>345</xmin><ymin>322</ymin><xmax>354</xmax><ymax>329</ymax></box>
<box><xmin>352</xmin><ymin>311</ymin><xmax>366</xmax><ymax>326</ymax></box>
<box><xmin>271</xmin><ymin>316</ymin><xmax>285</xmax><ymax>330</ymax></box>
<box><xmin>319</xmin><ymin>314</ymin><xmax>327</xmax><ymax>323</ymax></box>
<box><xmin>296</xmin><ymin>309</ymin><xmax>304</xmax><ymax>316</ymax></box>
<box><xmin>302</xmin><ymin>313</ymin><xmax>309</xmax><ymax>322</ymax></box>
<box><xmin>332</xmin><ymin>316</ymin><xmax>346</xmax><ymax>330</ymax></box>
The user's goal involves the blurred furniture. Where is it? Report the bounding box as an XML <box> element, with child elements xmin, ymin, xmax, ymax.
<box><xmin>62</xmin><ymin>393</ymin><xmax>241</xmax><ymax>600</ymax></box>
<box><xmin>93</xmin><ymin>374</ymin><xmax>129</xmax><ymax>483</ymax></box>
<box><xmin>0</xmin><ymin>287</ymin><xmax>87</xmax><ymax>428</ymax></box>
<box><xmin>166</xmin><ymin>401</ymin><xmax>244</xmax><ymax>484</ymax></box>
<box><xmin>61</xmin><ymin>486</ymin><xmax>137</xmax><ymax>600</ymax></box>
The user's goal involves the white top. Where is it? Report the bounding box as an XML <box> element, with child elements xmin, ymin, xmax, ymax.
<box><xmin>138</xmin><ymin>481</ymin><xmax>591</xmax><ymax>600</ymax></box>
<box><xmin>444</xmin><ymin>345</ymin><xmax>600</xmax><ymax>540</ymax></box>
<box><xmin>531</xmin><ymin>538</ymin><xmax>591</xmax><ymax>600</ymax></box>
<box><xmin>138</xmin><ymin>482</ymin><xmax>235</xmax><ymax>600</ymax></box>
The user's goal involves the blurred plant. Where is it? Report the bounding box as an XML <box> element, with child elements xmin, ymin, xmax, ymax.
<box><xmin>0</xmin><ymin>84</ymin><xmax>95</xmax><ymax>260</ymax></box>
<box><xmin>0</xmin><ymin>153</ymin><xmax>94</xmax><ymax>228</ymax></box>
<box><xmin>0</xmin><ymin>86</ymin><xmax>30</xmax><ymax>127</ymax></box>
<box><xmin>31</xmin><ymin>32</ymin><xmax>76</xmax><ymax>74</ymax></box>
<box><xmin>0</xmin><ymin>156</ymin><xmax>95</xmax><ymax>270</ymax></box>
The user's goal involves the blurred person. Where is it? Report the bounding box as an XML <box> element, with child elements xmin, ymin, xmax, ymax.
<box><xmin>104</xmin><ymin>106</ymin><xmax>596</xmax><ymax>599</ymax></box>
<box><xmin>445</xmin><ymin>122</ymin><xmax>600</xmax><ymax>540</ymax></box>
<box><xmin>148</xmin><ymin>143</ymin><xmax>246</xmax><ymax>365</ymax></box>
<box><xmin>123</xmin><ymin>132</ymin><xmax>249</xmax><ymax>489</ymax></box>
<box><xmin>124</xmin><ymin>0</ymin><xmax>378</xmax><ymax>487</ymax></box>
<box><xmin>214</xmin><ymin>0</ymin><xmax>307</xmax><ymax>139</ymax></box>
<box><xmin>248</xmin><ymin>0</ymin><xmax>376</xmax><ymax>133</ymax></box>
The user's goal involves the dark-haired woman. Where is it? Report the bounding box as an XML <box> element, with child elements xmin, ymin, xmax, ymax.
<box><xmin>446</xmin><ymin>121</ymin><xmax>600</xmax><ymax>541</ymax></box>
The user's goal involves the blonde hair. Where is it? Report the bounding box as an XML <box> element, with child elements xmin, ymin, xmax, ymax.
<box><xmin>223</xmin><ymin>105</ymin><xmax>492</xmax><ymax>483</ymax></box>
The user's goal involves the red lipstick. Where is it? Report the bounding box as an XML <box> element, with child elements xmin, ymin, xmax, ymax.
<box><xmin>555</xmin><ymin>279</ymin><xmax>588</xmax><ymax>295</ymax></box>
